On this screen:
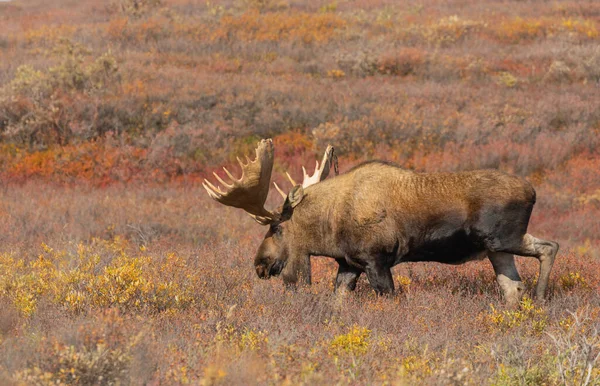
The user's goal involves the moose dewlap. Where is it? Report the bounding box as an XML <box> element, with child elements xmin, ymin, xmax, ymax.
<box><xmin>204</xmin><ymin>139</ymin><xmax>558</xmax><ymax>305</ymax></box>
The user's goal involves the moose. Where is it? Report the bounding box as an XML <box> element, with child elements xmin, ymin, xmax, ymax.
<box><xmin>203</xmin><ymin>139</ymin><xmax>558</xmax><ymax>305</ymax></box>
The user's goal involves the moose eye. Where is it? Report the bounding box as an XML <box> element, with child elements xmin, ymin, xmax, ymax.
<box><xmin>270</xmin><ymin>225</ymin><xmax>282</xmax><ymax>236</ymax></box>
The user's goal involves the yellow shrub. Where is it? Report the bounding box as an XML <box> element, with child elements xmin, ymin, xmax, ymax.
<box><xmin>396</xmin><ymin>275</ymin><xmax>412</xmax><ymax>291</ymax></box>
<box><xmin>327</xmin><ymin>69</ymin><xmax>346</xmax><ymax>78</ymax></box>
<box><xmin>493</xmin><ymin>17</ymin><xmax>598</xmax><ymax>43</ymax></box>
<box><xmin>496</xmin><ymin>18</ymin><xmax>548</xmax><ymax>43</ymax></box>
<box><xmin>201</xmin><ymin>364</ymin><xmax>227</xmax><ymax>384</ymax></box>
<box><xmin>409</xmin><ymin>16</ymin><xmax>484</xmax><ymax>47</ymax></box>
<box><xmin>94</xmin><ymin>256</ymin><xmax>151</xmax><ymax>307</ymax></box>
<box><xmin>13</xmin><ymin>310</ymin><xmax>139</xmax><ymax>385</ymax></box>
<box><xmin>561</xmin><ymin>18</ymin><xmax>599</xmax><ymax>39</ymax></box>
<box><xmin>0</xmin><ymin>239</ymin><xmax>194</xmax><ymax>316</ymax></box>
<box><xmin>319</xmin><ymin>2</ymin><xmax>337</xmax><ymax>13</ymax></box>
<box><xmin>240</xmin><ymin>329</ymin><xmax>268</xmax><ymax>351</ymax></box>
<box><xmin>496</xmin><ymin>72</ymin><xmax>518</xmax><ymax>88</ymax></box>
<box><xmin>483</xmin><ymin>297</ymin><xmax>548</xmax><ymax>334</ymax></box>
<box><xmin>329</xmin><ymin>326</ymin><xmax>371</xmax><ymax>357</ymax></box>
<box><xmin>24</xmin><ymin>24</ymin><xmax>76</xmax><ymax>45</ymax></box>
<box><xmin>558</xmin><ymin>315</ymin><xmax>573</xmax><ymax>331</ymax></box>
<box><xmin>559</xmin><ymin>272</ymin><xmax>588</xmax><ymax>291</ymax></box>
<box><xmin>399</xmin><ymin>355</ymin><xmax>434</xmax><ymax>377</ymax></box>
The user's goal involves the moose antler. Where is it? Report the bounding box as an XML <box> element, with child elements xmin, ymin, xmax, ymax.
<box><xmin>274</xmin><ymin>145</ymin><xmax>337</xmax><ymax>198</ymax></box>
<box><xmin>203</xmin><ymin>139</ymin><xmax>278</xmax><ymax>225</ymax></box>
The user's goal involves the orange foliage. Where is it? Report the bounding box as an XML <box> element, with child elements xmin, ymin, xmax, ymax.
<box><xmin>495</xmin><ymin>18</ymin><xmax>550</xmax><ymax>43</ymax></box>
<box><xmin>211</xmin><ymin>11</ymin><xmax>347</xmax><ymax>44</ymax></box>
<box><xmin>554</xmin><ymin>152</ymin><xmax>600</xmax><ymax>195</ymax></box>
<box><xmin>378</xmin><ymin>48</ymin><xmax>426</xmax><ymax>76</ymax></box>
<box><xmin>3</xmin><ymin>143</ymin><xmax>148</xmax><ymax>186</ymax></box>
<box><xmin>136</xmin><ymin>16</ymin><xmax>168</xmax><ymax>43</ymax></box>
<box><xmin>492</xmin><ymin>17</ymin><xmax>599</xmax><ymax>43</ymax></box>
<box><xmin>24</xmin><ymin>24</ymin><xmax>77</xmax><ymax>45</ymax></box>
<box><xmin>106</xmin><ymin>17</ymin><xmax>129</xmax><ymax>40</ymax></box>
<box><xmin>273</xmin><ymin>131</ymin><xmax>314</xmax><ymax>157</ymax></box>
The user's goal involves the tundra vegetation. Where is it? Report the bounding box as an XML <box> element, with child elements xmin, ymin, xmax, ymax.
<box><xmin>0</xmin><ymin>0</ymin><xmax>599</xmax><ymax>384</ymax></box>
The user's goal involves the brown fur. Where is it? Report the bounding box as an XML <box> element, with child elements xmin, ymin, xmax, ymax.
<box><xmin>254</xmin><ymin>161</ymin><xmax>558</xmax><ymax>303</ymax></box>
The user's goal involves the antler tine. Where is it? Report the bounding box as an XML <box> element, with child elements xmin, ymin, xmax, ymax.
<box><xmin>236</xmin><ymin>156</ymin><xmax>245</xmax><ymax>168</ymax></box>
<box><xmin>202</xmin><ymin>180</ymin><xmax>224</xmax><ymax>200</ymax></box>
<box><xmin>273</xmin><ymin>182</ymin><xmax>287</xmax><ymax>199</ymax></box>
<box><xmin>300</xmin><ymin>145</ymin><xmax>335</xmax><ymax>188</ymax></box>
<box><xmin>213</xmin><ymin>171</ymin><xmax>233</xmax><ymax>189</ymax></box>
<box><xmin>222</xmin><ymin>167</ymin><xmax>237</xmax><ymax>182</ymax></box>
<box><xmin>203</xmin><ymin>179</ymin><xmax>224</xmax><ymax>195</ymax></box>
<box><xmin>248</xmin><ymin>213</ymin><xmax>275</xmax><ymax>226</ymax></box>
<box><xmin>275</xmin><ymin>145</ymin><xmax>336</xmax><ymax>198</ymax></box>
<box><xmin>302</xmin><ymin>161</ymin><xmax>319</xmax><ymax>181</ymax></box>
<box><xmin>320</xmin><ymin>145</ymin><xmax>335</xmax><ymax>179</ymax></box>
<box><xmin>286</xmin><ymin>172</ymin><xmax>297</xmax><ymax>186</ymax></box>
<box><xmin>203</xmin><ymin>139</ymin><xmax>277</xmax><ymax>225</ymax></box>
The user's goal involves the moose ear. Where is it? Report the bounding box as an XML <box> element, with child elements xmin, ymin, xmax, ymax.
<box><xmin>287</xmin><ymin>184</ymin><xmax>304</xmax><ymax>208</ymax></box>
<box><xmin>281</xmin><ymin>185</ymin><xmax>304</xmax><ymax>220</ymax></box>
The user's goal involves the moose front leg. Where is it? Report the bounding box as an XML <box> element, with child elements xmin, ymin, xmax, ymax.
<box><xmin>346</xmin><ymin>253</ymin><xmax>394</xmax><ymax>295</ymax></box>
<box><xmin>365</xmin><ymin>264</ymin><xmax>394</xmax><ymax>295</ymax></box>
<box><xmin>334</xmin><ymin>259</ymin><xmax>362</xmax><ymax>293</ymax></box>
<box><xmin>488</xmin><ymin>251</ymin><xmax>524</xmax><ymax>307</ymax></box>
<box><xmin>281</xmin><ymin>252</ymin><xmax>311</xmax><ymax>286</ymax></box>
<box><xmin>365</xmin><ymin>259</ymin><xmax>394</xmax><ymax>295</ymax></box>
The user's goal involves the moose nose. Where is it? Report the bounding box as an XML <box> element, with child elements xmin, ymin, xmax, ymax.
<box><xmin>255</xmin><ymin>265</ymin><xmax>269</xmax><ymax>279</ymax></box>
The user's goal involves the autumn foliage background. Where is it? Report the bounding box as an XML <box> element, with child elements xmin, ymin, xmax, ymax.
<box><xmin>0</xmin><ymin>0</ymin><xmax>599</xmax><ymax>384</ymax></box>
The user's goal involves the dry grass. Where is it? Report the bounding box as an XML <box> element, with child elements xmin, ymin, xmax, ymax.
<box><xmin>0</xmin><ymin>185</ymin><xmax>598</xmax><ymax>384</ymax></box>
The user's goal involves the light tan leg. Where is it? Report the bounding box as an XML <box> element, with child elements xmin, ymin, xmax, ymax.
<box><xmin>519</xmin><ymin>234</ymin><xmax>559</xmax><ymax>299</ymax></box>
<box><xmin>334</xmin><ymin>259</ymin><xmax>361</xmax><ymax>293</ymax></box>
<box><xmin>488</xmin><ymin>252</ymin><xmax>524</xmax><ymax>307</ymax></box>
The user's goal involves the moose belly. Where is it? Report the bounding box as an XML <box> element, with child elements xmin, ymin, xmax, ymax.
<box><xmin>399</xmin><ymin>229</ymin><xmax>486</xmax><ymax>265</ymax></box>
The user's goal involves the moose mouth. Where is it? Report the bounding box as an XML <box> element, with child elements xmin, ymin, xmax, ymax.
<box><xmin>268</xmin><ymin>260</ymin><xmax>284</xmax><ymax>277</ymax></box>
<box><xmin>257</xmin><ymin>260</ymin><xmax>285</xmax><ymax>279</ymax></box>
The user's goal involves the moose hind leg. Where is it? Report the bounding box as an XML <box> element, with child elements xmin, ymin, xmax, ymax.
<box><xmin>497</xmin><ymin>234</ymin><xmax>559</xmax><ymax>300</ymax></box>
<box><xmin>518</xmin><ymin>234</ymin><xmax>559</xmax><ymax>299</ymax></box>
<box><xmin>488</xmin><ymin>252</ymin><xmax>524</xmax><ymax>306</ymax></box>
<box><xmin>334</xmin><ymin>259</ymin><xmax>362</xmax><ymax>293</ymax></box>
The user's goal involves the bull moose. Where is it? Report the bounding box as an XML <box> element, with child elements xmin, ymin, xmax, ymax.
<box><xmin>203</xmin><ymin>139</ymin><xmax>558</xmax><ymax>305</ymax></box>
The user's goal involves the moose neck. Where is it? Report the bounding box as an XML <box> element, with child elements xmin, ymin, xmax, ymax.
<box><xmin>284</xmin><ymin>181</ymin><xmax>346</xmax><ymax>260</ymax></box>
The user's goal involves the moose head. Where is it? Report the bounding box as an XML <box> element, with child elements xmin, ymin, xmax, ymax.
<box><xmin>203</xmin><ymin>139</ymin><xmax>336</xmax><ymax>282</ymax></box>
